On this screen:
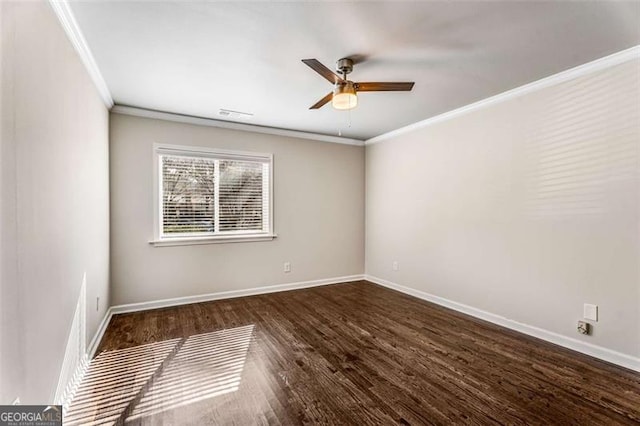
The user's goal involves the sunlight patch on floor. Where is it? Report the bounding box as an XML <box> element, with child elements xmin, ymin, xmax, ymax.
<box><xmin>64</xmin><ymin>339</ymin><xmax>181</xmax><ymax>426</ymax></box>
<box><xmin>126</xmin><ymin>324</ymin><xmax>254</xmax><ymax>422</ymax></box>
<box><xmin>63</xmin><ymin>325</ymin><xmax>255</xmax><ymax>425</ymax></box>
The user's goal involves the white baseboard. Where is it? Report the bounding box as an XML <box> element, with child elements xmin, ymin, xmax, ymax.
<box><xmin>86</xmin><ymin>274</ymin><xmax>637</xmax><ymax>373</ymax></box>
<box><xmin>111</xmin><ymin>274</ymin><xmax>364</xmax><ymax>315</ymax></box>
<box><xmin>87</xmin><ymin>306</ymin><xmax>115</xmax><ymax>359</ymax></box>
<box><xmin>86</xmin><ymin>274</ymin><xmax>364</xmax><ymax>358</ymax></box>
<box><xmin>365</xmin><ymin>275</ymin><xmax>640</xmax><ymax>373</ymax></box>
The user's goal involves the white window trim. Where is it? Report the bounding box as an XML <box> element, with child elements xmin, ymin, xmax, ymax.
<box><xmin>149</xmin><ymin>143</ymin><xmax>276</xmax><ymax>247</ymax></box>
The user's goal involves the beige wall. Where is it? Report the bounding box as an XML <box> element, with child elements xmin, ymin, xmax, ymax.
<box><xmin>1</xmin><ymin>2</ymin><xmax>634</xmax><ymax>404</ymax></box>
<box><xmin>366</xmin><ymin>59</ymin><xmax>640</xmax><ymax>358</ymax></box>
<box><xmin>110</xmin><ymin>114</ymin><xmax>364</xmax><ymax>305</ymax></box>
<box><xmin>0</xmin><ymin>2</ymin><xmax>110</xmax><ymax>403</ymax></box>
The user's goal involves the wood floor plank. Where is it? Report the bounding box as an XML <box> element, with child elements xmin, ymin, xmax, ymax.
<box><xmin>74</xmin><ymin>281</ymin><xmax>640</xmax><ymax>425</ymax></box>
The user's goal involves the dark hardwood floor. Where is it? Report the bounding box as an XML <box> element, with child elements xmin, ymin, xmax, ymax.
<box><xmin>66</xmin><ymin>281</ymin><xmax>640</xmax><ymax>425</ymax></box>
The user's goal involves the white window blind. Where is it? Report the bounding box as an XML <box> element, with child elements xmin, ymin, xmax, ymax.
<box><xmin>156</xmin><ymin>146</ymin><xmax>272</xmax><ymax>242</ymax></box>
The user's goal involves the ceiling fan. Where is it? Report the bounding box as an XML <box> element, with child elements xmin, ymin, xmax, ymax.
<box><xmin>302</xmin><ymin>57</ymin><xmax>414</xmax><ymax>110</ymax></box>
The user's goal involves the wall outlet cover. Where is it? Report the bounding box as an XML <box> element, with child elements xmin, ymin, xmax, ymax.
<box><xmin>583</xmin><ymin>304</ymin><xmax>598</xmax><ymax>322</ymax></box>
<box><xmin>577</xmin><ymin>321</ymin><xmax>590</xmax><ymax>335</ymax></box>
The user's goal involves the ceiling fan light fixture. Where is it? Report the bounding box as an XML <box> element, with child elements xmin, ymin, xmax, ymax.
<box><xmin>332</xmin><ymin>81</ymin><xmax>357</xmax><ymax>110</ymax></box>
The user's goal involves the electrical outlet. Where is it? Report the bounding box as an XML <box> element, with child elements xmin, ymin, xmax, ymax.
<box><xmin>284</xmin><ymin>262</ymin><xmax>291</xmax><ymax>273</ymax></box>
<box><xmin>577</xmin><ymin>321</ymin><xmax>590</xmax><ymax>335</ymax></box>
<box><xmin>583</xmin><ymin>304</ymin><xmax>598</xmax><ymax>321</ymax></box>
<box><xmin>392</xmin><ymin>261</ymin><xmax>399</xmax><ymax>271</ymax></box>
<box><xmin>96</xmin><ymin>297</ymin><xmax>100</xmax><ymax>312</ymax></box>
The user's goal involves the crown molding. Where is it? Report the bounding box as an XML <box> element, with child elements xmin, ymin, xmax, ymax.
<box><xmin>46</xmin><ymin>0</ymin><xmax>359</xmax><ymax>145</ymax></box>
<box><xmin>47</xmin><ymin>0</ymin><xmax>637</xmax><ymax>146</ymax></box>
<box><xmin>366</xmin><ymin>45</ymin><xmax>640</xmax><ymax>145</ymax></box>
<box><xmin>111</xmin><ymin>105</ymin><xmax>365</xmax><ymax>146</ymax></box>
<box><xmin>48</xmin><ymin>0</ymin><xmax>114</xmax><ymax>108</ymax></box>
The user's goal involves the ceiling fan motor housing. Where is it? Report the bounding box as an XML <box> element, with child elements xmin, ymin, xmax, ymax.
<box><xmin>336</xmin><ymin>58</ymin><xmax>354</xmax><ymax>76</ymax></box>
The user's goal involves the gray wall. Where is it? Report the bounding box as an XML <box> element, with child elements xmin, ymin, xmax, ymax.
<box><xmin>0</xmin><ymin>1</ymin><xmax>110</xmax><ymax>403</ymax></box>
<box><xmin>366</xmin><ymin>59</ymin><xmax>640</xmax><ymax>358</ymax></box>
<box><xmin>110</xmin><ymin>114</ymin><xmax>364</xmax><ymax>306</ymax></box>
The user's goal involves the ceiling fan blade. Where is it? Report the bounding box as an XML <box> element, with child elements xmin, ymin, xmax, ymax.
<box><xmin>355</xmin><ymin>82</ymin><xmax>415</xmax><ymax>92</ymax></box>
<box><xmin>309</xmin><ymin>92</ymin><xmax>333</xmax><ymax>109</ymax></box>
<box><xmin>302</xmin><ymin>59</ymin><xmax>345</xmax><ymax>85</ymax></box>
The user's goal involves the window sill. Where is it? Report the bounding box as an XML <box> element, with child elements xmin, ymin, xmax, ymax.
<box><xmin>149</xmin><ymin>233</ymin><xmax>277</xmax><ymax>247</ymax></box>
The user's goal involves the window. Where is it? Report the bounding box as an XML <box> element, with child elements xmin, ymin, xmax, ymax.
<box><xmin>152</xmin><ymin>144</ymin><xmax>274</xmax><ymax>245</ymax></box>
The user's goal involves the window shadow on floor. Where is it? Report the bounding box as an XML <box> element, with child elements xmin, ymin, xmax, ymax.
<box><xmin>64</xmin><ymin>324</ymin><xmax>255</xmax><ymax>425</ymax></box>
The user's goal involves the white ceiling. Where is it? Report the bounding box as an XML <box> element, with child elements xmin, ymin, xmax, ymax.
<box><xmin>69</xmin><ymin>1</ymin><xmax>640</xmax><ymax>140</ymax></box>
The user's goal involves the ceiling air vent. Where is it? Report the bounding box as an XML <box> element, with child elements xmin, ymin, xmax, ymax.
<box><xmin>218</xmin><ymin>109</ymin><xmax>253</xmax><ymax>120</ymax></box>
